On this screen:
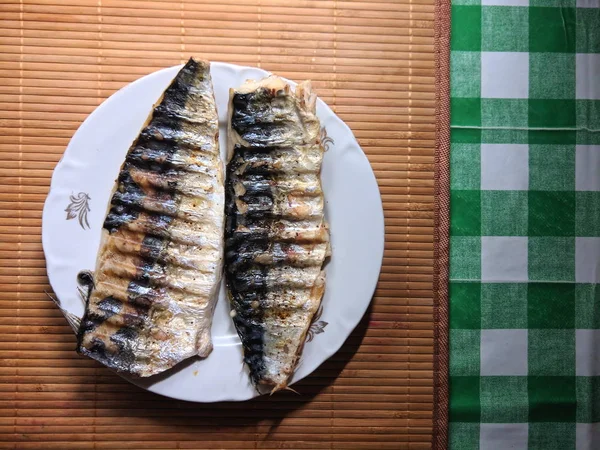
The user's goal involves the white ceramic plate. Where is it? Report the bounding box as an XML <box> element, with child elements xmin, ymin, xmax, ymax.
<box><xmin>42</xmin><ymin>62</ymin><xmax>384</xmax><ymax>402</ymax></box>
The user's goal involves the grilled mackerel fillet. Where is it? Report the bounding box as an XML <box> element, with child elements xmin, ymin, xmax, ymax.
<box><xmin>225</xmin><ymin>76</ymin><xmax>330</xmax><ymax>391</ymax></box>
<box><xmin>77</xmin><ymin>58</ymin><xmax>224</xmax><ymax>377</ymax></box>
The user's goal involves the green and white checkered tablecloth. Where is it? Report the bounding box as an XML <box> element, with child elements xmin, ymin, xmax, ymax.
<box><xmin>449</xmin><ymin>1</ymin><xmax>600</xmax><ymax>449</ymax></box>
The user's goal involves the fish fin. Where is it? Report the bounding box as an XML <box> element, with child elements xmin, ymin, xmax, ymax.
<box><xmin>45</xmin><ymin>291</ymin><xmax>81</xmax><ymax>334</ymax></box>
<box><xmin>269</xmin><ymin>381</ymin><xmax>292</xmax><ymax>395</ymax></box>
<box><xmin>282</xmin><ymin>386</ymin><xmax>300</xmax><ymax>395</ymax></box>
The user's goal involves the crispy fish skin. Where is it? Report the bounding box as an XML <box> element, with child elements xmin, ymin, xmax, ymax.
<box><xmin>225</xmin><ymin>76</ymin><xmax>330</xmax><ymax>392</ymax></box>
<box><xmin>77</xmin><ymin>58</ymin><xmax>224</xmax><ymax>377</ymax></box>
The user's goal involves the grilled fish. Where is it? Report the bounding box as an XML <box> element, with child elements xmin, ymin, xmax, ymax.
<box><xmin>77</xmin><ymin>58</ymin><xmax>224</xmax><ymax>377</ymax></box>
<box><xmin>225</xmin><ymin>76</ymin><xmax>330</xmax><ymax>392</ymax></box>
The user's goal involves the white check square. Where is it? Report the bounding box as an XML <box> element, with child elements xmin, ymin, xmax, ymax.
<box><xmin>482</xmin><ymin>0</ymin><xmax>529</xmax><ymax>5</ymax></box>
<box><xmin>482</xmin><ymin>52</ymin><xmax>529</xmax><ymax>99</ymax></box>
<box><xmin>482</xmin><ymin>237</ymin><xmax>528</xmax><ymax>282</ymax></box>
<box><xmin>480</xmin><ymin>423</ymin><xmax>528</xmax><ymax>450</ymax></box>
<box><xmin>577</xmin><ymin>0</ymin><xmax>600</xmax><ymax>7</ymax></box>
<box><xmin>481</xmin><ymin>329</ymin><xmax>528</xmax><ymax>376</ymax></box>
<box><xmin>576</xmin><ymin>423</ymin><xmax>600</xmax><ymax>450</ymax></box>
<box><xmin>577</xmin><ymin>54</ymin><xmax>600</xmax><ymax>100</ymax></box>
<box><xmin>576</xmin><ymin>238</ymin><xmax>600</xmax><ymax>283</ymax></box>
<box><xmin>576</xmin><ymin>145</ymin><xmax>600</xmax><ymax>191</ymax></box>
<box><xmin>576</xmin><ymin>330</ymin><xmax>600</xmax><ymax>376</ymax></box>
<box><xmin>481</xmin><ymin>144</ymin><xmax>529</xmax><ymax>191</ymax></box>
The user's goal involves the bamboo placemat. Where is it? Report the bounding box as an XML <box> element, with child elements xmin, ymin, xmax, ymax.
<box><xmin>0</xmin><ymin>0</ymin><xmax>449</xmax><ymax>448</ymax></box>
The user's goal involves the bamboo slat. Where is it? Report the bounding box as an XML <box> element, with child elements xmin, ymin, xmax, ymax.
<box><xmin>0</xmin><ymin>0</ymin><xmax>440</xmax><ymax>448</ymax></box>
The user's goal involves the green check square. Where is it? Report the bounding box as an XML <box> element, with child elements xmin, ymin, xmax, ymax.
<box><xmin>450</xmin><ymin>376</ymin><xmax>481</xmax><ymax>423</ymax></box>
<box><xmin>482</xmin><ymin>129</ymin><xmax>529</xmax><ymax>145</ymax></box>
<box><xmin>530</xmin><ymin>0</ymin><xmax>575</xmax><ymax>5</ymax></box>
<box><xmin>452</xmin><ymin>128</ymin><xmax>482</xmax><ymax>144</ymax></box>
<box><xmin>577</xmin><ymin>377</ymin><xmax>600</xmax><ymax>422</ymax></box>
<box><xmin>450</xmin><ymin>282</ymin><xmax>481</xmax><ymax>329</ymax></box>
<box><xmin>529</xmin><ymin>99</ymin><xmax>576</xmax><ymax>128</ymax></box>
<box><xmin>577</xmin><ymin>100</ymin><xmax>600</xmax><ymax>131</ymax></box>
<box><xmin>482</xmin><ymin>99</ymin><xmax>528</xmax><ymax>128</ymax></box>
<box><xmin>529</xmin><ymin>7</ymin><xmax>576</xmax><ymax>53</ymax></box>
<box><xmin>451</xmin><ymin>52</ymin><xmax>481</xmax><ymax>98</ymax></box>
<box><xmin>529</xmin><ymin>145</ymin><xmax>575</xmax><ymax>191</ymax></box>
<box><xmin>529</xmin><ymin>422</ymin><xmax>576</xmax><ymax>450</ymax></box>
<box><xmin>529</xmin><ymin>329</ymin><xmax>575</xmax><ymax>376</ymax></box>
<box><xmin>529</xmin><ymin>376</ymin><xmax>577</xmax><ymax>422</ymax></box>
<box><xmin>529</xmin><ymin>237</ymin><xmax>576</xmax><ymax>282</ymax></box>
<box><xmin>577</xmin><ymin>8</ymin><xmax>600</xmax><ymax>53</ymax></box>
<box><xmin>451</xmin><ymin>144</ymin><xmax>481</xmax><ymax>190</ymax></box>
<box><xmin>529</xmin><ymin>53</ymin><xmax>575</xmax><ymax>100</ymax></box>
<box><xmin>528</xmin><ymin>191</ymin><xmax>576</xmax><ymax>236</ymax></box>
<box><xmin>578</xmin><ymin>129</ymin><xmax>600</xmax><ymax>146</ymax></box>
<box><xmin>481</xmin><ymin>191</ymin><xmax>528</xmax><ymax>236</ymax></box>
<box><xmin>451</xmin><ymin>191</ymin><xmax>481</xmax><ymax>236</ymax></box>
<box><xmin>481</xmin><ymin>376</ymin><xmax>528</xmax><ymax>423</ymax></box>
<box><xmin>528</xmin><ymin>282</ymin><xmax>576</xmax><ymax>329</ymax></box>
<box><xmin>452</xmin><ymin>97</ymin><xmax>481</xmax><ymax>127</ymax></box>
<box><xmin>450</xmin><ymin>237</ymin><xmax>481</xmax><ymax>281</ymax></box>
<box><xmin>576</xmin><ymin>192</ymin><xmax>600</xmax><ymax>237</ymax></box>
<box><xmin>530</xmin><ymin>130</ymin><xmax>577</xmax><ymax>145</ymax></box>
<box><xmin>482</xmin><ymin>6</ymin><xmax>528</xmax><ymax>52</ymax></box>
<box><xmin>481</xmin><ymin>283</ymin><xmax>527</xmax><ymax>329</ymax></box>
<box><xmin>452</xmin><ymin>6</ymin><xmax>482</xmax><ymax>52</ymax></box>
<box><xmin>451</xmin><ymin>330</ymin><xmax>481</xmax><ymax>376</ymax></box>
<box><xmin>449</xmin><ymin>423</ymin><xmax>480</xmax><ymax>450</ymax></box>
<box><xmin>575</xmin><ymin>284</ymin><xmax>600</xmax><ymax>329</ymax></box>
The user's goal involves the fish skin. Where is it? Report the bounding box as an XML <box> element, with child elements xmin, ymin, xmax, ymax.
<box><xmin>77</xmin><ymin>58</ymin><xmax>224</xmax><ymax>377</ymax></box>
<box><xmin>225</xmin><ymin>76</ymin><xmax>330</xmax><ymax>392</ymax></box>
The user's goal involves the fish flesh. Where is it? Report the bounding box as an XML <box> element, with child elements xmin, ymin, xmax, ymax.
<box><xmin>77</xmin><ymin>58</ymin><xmax>224</xmax><ymax>377</ymax></box>
<box><xmin>78</xmin><ymin>58</ymin><xmax>223</xmax><ymax>376</ymax></box>
<box><xmin>225</xmin><ymin>76</ymin><xmax>330</xmax><ymax>391</ymax></box>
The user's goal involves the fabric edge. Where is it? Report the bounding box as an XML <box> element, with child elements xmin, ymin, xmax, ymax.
<box><xmin>432</xmin><ymin>0</ymin><xmax>451</xmax><ymax>448</ymax></box>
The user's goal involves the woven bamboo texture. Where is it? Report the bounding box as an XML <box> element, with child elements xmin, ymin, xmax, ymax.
<box><xmin>0</xmin><ymin>0</ymin><xmax>442</xmax><ymax>448</ymax></box>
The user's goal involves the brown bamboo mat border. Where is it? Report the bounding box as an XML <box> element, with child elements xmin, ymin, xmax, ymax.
<box><xmin>0</xmin><ymin>0</ymin><xmax>450</xmax><ymax>448</ymax></box>
<box><xmin>432</xmin><ymin>0</ymin><xmax>451</xmax><ymax>447</ymax></box>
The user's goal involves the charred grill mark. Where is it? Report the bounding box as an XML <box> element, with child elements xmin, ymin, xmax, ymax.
<box><xmin>122</xmin><ymin>305</ymin><xmax>149</xmax><ymax>329</ymax></box>
<box><xmin>231</xmin><ymin>90</ymin><xmax>275</xmax><ymax>128</ymax></box>
<box><xmin>82</xmin><ymin>332</ymin><xmax>133</xmax><ymax>374</ymax></box>
<box><xmin>112</xmin><ymin>188</ymin><xmax>178</xmax><ymax>217</ymax></box>
<box><xmin>108</xmin><ymin>235</ymin><xmax>210</xmax><ymax>272</ymax></box>
<box><xmin>87</xmin><ymin>337</ymin><xmax>109</xmax><ymax>362</ymax></box>
<box><xmin>128</xmin><ymin>142</ymin><xmax>172</xmax><ymax>168</ymax></box>
<box><xmin>128</xmin><ymin>144</ymin><xmax>216</xmax><ymax>175</ymax></box>
<box><xmin>77</xmin><ymin>295</ymin><xmax>122</xmax><ymax>336</ymax></box>
<box><xmin>243</xmin><ymin>196</ymin><xmax>274</xmax><ymax>219</ymax></box>
<box><xmin>231</xmin><ymin>90</ymin><xmax>293</xmax><ymax>147</ymax></box>
<box><xmin>241</xmin><ymin>176</ymin><xmax>273</xmax><ymax>197</ymax></box>
<box><xmin>104</xmin><ymin>170</ymin><xmax>146</xmax><ymax>233</ymax></box>
<box><xmin>108</xmin><ymin>327</ymin><xmax>138</xmax><ymax>369</ymax></box>
<box><xmin>140</xmin><ymin>234</ymin><xmax>166</xmax><ymax>261</ymax></box>
<box><xmin>152</xmin><ymin>104</ymin><xmax>216</xmax><ymax>129</ymax></box>
<box><xmin>112</xmin><ymin>218</ymin><xmax>205</xmax><ymax>248</ymax></box>
<box><xmin>97</xmin><ymin>296</ymin><xmax>123</xmax><ymax>318</ymax></box>
<box><xmin>79</xmin><ymin>313</ymin><xmax>103</xmax><ymax>335</ymax></box>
